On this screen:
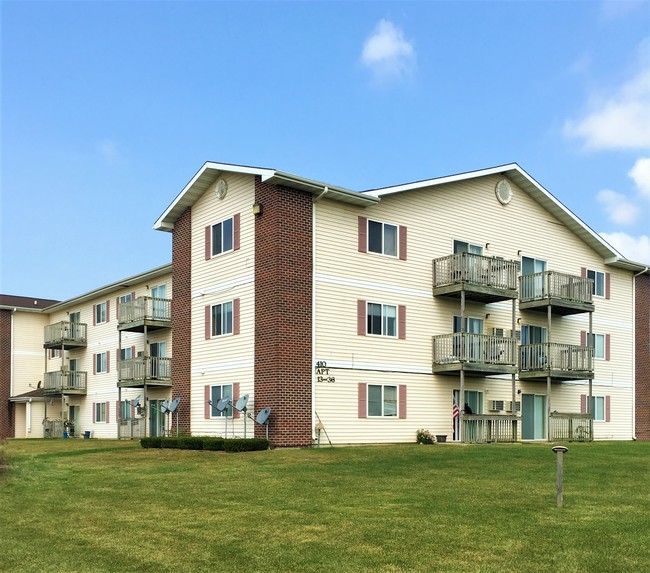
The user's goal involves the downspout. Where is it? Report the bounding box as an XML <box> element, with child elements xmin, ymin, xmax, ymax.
<box><xmin>631</xmin><ymin>266</ymin><xmax>649</xmax><ymax>441</ymax></box>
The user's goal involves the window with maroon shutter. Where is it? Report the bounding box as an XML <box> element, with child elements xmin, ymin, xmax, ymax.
<box><xmin>583</xmin><ymin>331</ymin><xmax>609</xmax><ymax>360</ymax></box>
<box><xmin>206</xmin><ymin>300</ymin><xmax>238</xmax><ymax>338</ymax></box>
<box><xmin>362</xmin><ymin>301</ymin><xmax>401</xmax><ymax>337</ymax></box>
<box><xmin>358</xmin><ymin>217</ymin><xmax>367</xmax><ymax>253</ymax></box>
<box><xmin>358</xmin><ymin>383</ymin><xmax>367</xmax><ymax>418</ymax></box>
<box><xmin>583</xmin><ymin>268</ymin><xmax>609</xmax><ymax>299</ymax></box>
<box><xmin>206</xmin><ymin>215</ymin><xmax>240</xmax><ymax>259</ymax></box>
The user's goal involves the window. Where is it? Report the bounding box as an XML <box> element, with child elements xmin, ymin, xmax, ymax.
<box><xmin>211</xmin><ymin>217</ymin><xmax>234</xmax><ymax>256</ymax></box>
<box><xmin>583</xmin><ymin>394</ymin><xmax>610</xmax><ymax>422</ymax></box>
<box><xmin>368</xmin><ymin>220</ymin><xmax>398</xmax><ymax>257</ymax></box>
<box><xmin>50</xmin><ymin>349</ymin><xmax>62</xmax><ymax>359</ymax></box>
<box><xmin>453</xmin><ymin>240</ymin><xmax>483</xmax><ymax>255</ymax></box>
<box><xmin>120</xmin><ymin>400</ymin><xmax>132</xmax><ymax>420</ymax></box>
<box><xmin>69</xmin><ymin>311</ymin><xmax>80</xmax><ymax>323</ymax></box>
<box><xmin>210</xmin><ymin>384</ymin><xmax>233</xmax><ymax>417</ymax></box>
<box><xmin>211</xmin><ymin>301</ymin><xmax>233</xmax><ymax>337</ymax></box>
<box><xmin>589</xmin><ymin>334</ymin><xmax>605</xmax><ymax>359</ymax></box>
<box><xmin>95</xmin><ymin>301</ymin><xmax>107</xmax><ymax>324</ymax></box>
<box><xmin>95</xmin><ymin>352</ymin><xmax>108</xmax><ymax>374</ymax></box>
<box><xmin>367</xmin><ymin>302</ymin><xmax>397</xmax><ymax>337</ymax></box>
<box><xmin>119</xmin><ymin>293</ymin><xmax>132</xmax><ymax>304</ymax></box>
<box><xmin>521</xmin><ymin>324</ymin><xmax>547</xmax><ymax>345</ymax></box>
<box><xmin>95</xmin><ymin>402</ymin><xmax>107</xmax><ymax>423</ymax></box>
<box><xmin>367</xmin><ymin>384</ymin><xmax>398</xmax><ymax>417</ymax></box>
<box><xmin>120</xmin><ymin>347</ymin><xmax>133</xmax><ymax>361</ymax></box>
<box><xmin>586</xmin><ymin>269</ymin><xmax>605</xmax><ymax>297</ymax></box>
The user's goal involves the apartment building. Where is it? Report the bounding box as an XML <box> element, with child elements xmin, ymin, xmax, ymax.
<box><xmin>2</xmin><ymin>160</ymin><xmax>648</xmax><ymax>445</ymax></box>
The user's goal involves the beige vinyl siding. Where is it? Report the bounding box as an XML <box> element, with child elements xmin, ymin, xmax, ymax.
<box><xmin>314</xmin><ymin>174</ymin><xmax>635</xmax><ymax>442</ymax></box>
<box><xmin>12</xmin><ymin>312</ymin><xmax>49</xmax><ymax>396</ymax></box>
<box><xmin>190</xmin><ymin>173</ymin><xmax>256</xmax><ymax>435</ymax></box>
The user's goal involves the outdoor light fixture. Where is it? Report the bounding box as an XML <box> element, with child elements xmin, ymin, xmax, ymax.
<box><xmin>252</xmin><ymin>202</ymin><xmax>263</xmax><ymax>216</ymax></box>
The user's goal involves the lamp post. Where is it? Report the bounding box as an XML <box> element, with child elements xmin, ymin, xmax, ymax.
<box><xmin>552</xmin><ymin>446</ymin><xmax>568</xmax><ymax>508</ymax></box>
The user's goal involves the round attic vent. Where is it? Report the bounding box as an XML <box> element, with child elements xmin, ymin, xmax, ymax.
<box><xmin>495</xmin><ymin>179</ymin><xmax>513</xmax><ymax>205</ymax></box>
<box><xmin>215</xmin><ymin>179</ymin><xmax>228</xmax><ymax>200</ymax></box>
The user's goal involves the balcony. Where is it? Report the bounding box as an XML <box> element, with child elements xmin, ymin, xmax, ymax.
<box><xmin>432</xmin><ymin>253</ymin><xmax>519</xmax><ymax>303</ymax></box>
<box><xmin>118</xmin><ymin>297</ymin><xmax>172</xmax><ymax>332</ymax></box>
<box><xmin>519</xmin><ymin>343</ymin><xmax>593</xmax><ymax>381</ymax></box>
<box><xmin>118</xmin><ymin>356</ymin><xmax>172</xmax><ymax>388</ymax></box>
<box><xmin>462</xmin><ymin>415</ymin><xmax>518</xmax><ymax>443</ymax></box>
<box><xmin>432</xmin><ymin>333</ymin><xmax>517</xmax><ymax>376</ymax></box>
<box><xmin>549</xmin><ymin>412</ymin><xmax>593</xmax><ymax>442</ymax></box>
<box><xmin>44</xmin><ymin>321</ymin><xmax>87</xmax><ymax>349</ymax></box>
<box><xmin>519</xmin><ymin>271</ymin><xmax>594</xmax><ymax>315</ymax></box>
<box><xmin>43</xmin><ymin>370</ymin><xmax>88</xmax><ymax>395</ymax></box>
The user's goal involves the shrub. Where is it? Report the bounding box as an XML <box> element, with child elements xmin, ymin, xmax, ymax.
<box><xmin>202</xmin><ymin>438</ymin><xmax>225</xmax><ymax>451</ymax></box>
<box><xmin>416</xmin><ymin>429</ymin><xmax>435</xmax><ymax>445</ymax></box>
<box><xmin>179</xmin><ymin>437</ymin><xmax>204</xmax><ymax>450</ymax></box>
<box><xmin>140</xmin><ymin>437</ymin><xmax>163</xmax><ymax>449</ymax></box>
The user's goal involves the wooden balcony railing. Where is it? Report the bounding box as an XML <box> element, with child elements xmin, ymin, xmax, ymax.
<box><xmin>118</xmin><ymin>297</ymin><xmax>172</xmax><ymax>325</ymax></box>
<box><xmin>119</xmin><ymin>356</ymin><xmax>172</xmax><ymax>383</ymax></box>
<box><xmin>432</xmin><ymin>333</ymin><xmax>517</xmax><ymax>366</ymax></box>
<box><xmin>549</xmin><ymin>412</ymin><xmax>593</xmax><ymax>442</ymax></box>
<box><xmin>519</xmin><ymin>271</ymin><xmax>593</xmax><ymax>304</ymax></box>
<box><xmin>519</xmin><ymin>343</ymin><xmax>593</xmax><ymax>372</ymax></box>
<box><xmin>43</xmin><ymin>370</ymin><xmax>88</xmax><ymax>394</ymax></box>
<box><xmin>44</xmin><ymin>321</ymin><xmax>87</xmax><ymax>347</ymax></box>
<box><xmin>118</xmin><ymin>417</ymin><xmax>146</xmax><ymax>439</ymax></box>
<box><xmin>432</xmin><ymin>253</ymin><xmax>520</xmax><ymax>291</ymax></box>
<box><xmin>462</xmin><ymin>415</ymin><xmax>518</xmax><ymax>444</ymax></box>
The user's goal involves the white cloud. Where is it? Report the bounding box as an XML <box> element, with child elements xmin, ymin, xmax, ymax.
<box><xmin>361</xmin><ymin>19</ymin><xmax>415</xmax><ymax>81</ymax></box>
<box><xmin>600</xmin><ymin>231</ymin><xmax>650</xmax><ymax>264</ymax></box>
<box><xmin>629</xmin><ymin>157</ymin><xmax>650</xmax><ymax>200</ymax></box>
<box><xmin>564</xmin><ymin>66</ymin><xmax>650</xmax><ymax>150</ymax></box>
<box><xmin>597</xmin><ymin>189</ymin><xmax>641</xmax><ymax>224</ymax></box>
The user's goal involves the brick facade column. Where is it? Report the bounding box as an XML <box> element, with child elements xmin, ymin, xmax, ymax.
<box><xmin>254</xmin><ymin>177</ymin><xmax>313</xmax><ymax>447</ymax></box>
<box><xmin>0</xmin><ymin>309</ymin><xmax>14</xmax><ymax>438</ymax></box>
<box><xmin>635</xmin><ymin>273</ymin><xmax>650</xmax><ymax>440</ymax></box>
<box><xmin>172</xmin><ymin>207</ymin><xmax>192</xmax><ymax>435</ymax></box>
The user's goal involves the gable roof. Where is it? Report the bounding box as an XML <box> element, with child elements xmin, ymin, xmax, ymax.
<box><xmin>0</xmin><ymin>295</ymin><xmax>60</xmax><ymax>311</ymax></box>
<box><xmin>363</xmin><ymin>163</ymin><xmax>647</xmax><ymax>272</ymax></box>
<box><xmin>154</xmin><ymin>161</ymin><xmax>378</xmax><ymax>232</ymax></box>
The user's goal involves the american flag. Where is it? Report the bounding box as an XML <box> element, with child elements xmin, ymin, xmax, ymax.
<box><xmin>452</xmin><ymin>402</ymin><xmax>460</xmax><ymax>419</ymax></box>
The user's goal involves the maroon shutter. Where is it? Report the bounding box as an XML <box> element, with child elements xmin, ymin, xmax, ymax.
<box><xmin>205</xmin><ymin>305</ymin><xmax>211</xmax><ymax>340</ymax></box>
<box><xmin>357</xmin><ymin>300</ymin><xmax>366</xmax><ymax>336</ymax></box>
<box><xmin>116</xmin><ymin>297</ymin><xmax>120</xmax><ymax>319</ymax></box>
<box><xmin>93</xmin><ymin>305</ymin><xmax>96</xmax><ymax>326</ymax></box>
<box><xmin>398</xmin><ymin>384</ymin><xmax>407</xmax><ymax>419</ymax></box>
<box><xmin>92</xmin><ymin>403</ymin><xmax>96</xmax><ymax>423</ymax></box>
<box><xmin>106</xmin><ymin>402</ymin><xmax>109</xmax><ymax>423</ymax></box>
<box><xmin>106</xmin><ymin>351</ymin><xmax>110</xmax><ymax>373</ymax></box>
<box><xmin>106</xmin><ymin>300</ymin><xmax>110</xmax><ymax>323</ymax></box>
<box><xmin>358</xmin><ymin>383</ymin><xmax>367</xmax><ymax>418</ymax></box>
<box><xmin>358</xmin><ymin>217</ymin><xmax>367</xmax><ymax>253</ymax></box>
<box><xmin>398</xmin><ymin>305</ymin><xmax>406</xmax><ymax>340</ymax></box>
<box><xmin>233</xmin><ymin>213</ymin><xmax>241</xmax><ymax>251</ymax></box>
<box><xmin>605</xmin><ymin>334</ymin><xmax>611</xmax><ymax>361</ymax></box>
<box><xmin>580</xmin><ymin>394</ymin><xmax>586</xmax><ymax>414</ymax></box>
<box><xmin>131</xmin><ymin>403</ymin><xmax>135</xmax><ymax>418</ymax></box>
<box><xmin>580</xmin><ymin>330</ymin><xmax>586</xmax><ymax>347</ymax></box>
<box><xmin>581</xmin><ymin>267</ymin><xmax>587</xmax><ymax>278</ymax></box>
<box><xmin>131</xmin><ymin>345</ymin><xmax>136</xmax><ymax>358</ymax></box>
<box><xmin>233</xmin><ymin>298</ymin><xmax>240</xmax><ymax>335</ymax></box>
<box><xmin>116</xmin><ymin>348</ymin><xmax>120</xmax><ymax>368</ymax></box>
<box><xmin>132</xmin><ymin>291</ymin><xmax>136</xmax><ymax>301</ymax></box>
<box><xmin>204</xmin><ymin>385</ymin><xmax>211</xmax><ymax>419</ymax></box>
<box><xmin>205</xmin><ymin>225</ymin><xmax>211</xmax><ymax>260</ymax></box>
<box><xmin>605</xmin><ymin>396</ymin><xmax>611</xmax><ymax>422</ymax></box>
<box><xmin>93</xmin><ymin>354</ymin><xmax>97</xmax><ymax>375</ymax></box>
<box><xmin>116</xmin><ymin>401</ymin><xmax>120</xmax><ymax>421</ymax></box>
<box><xmin>233</xmin><ymin>383</ymin><xmax>241</xmax><ymax>419</ymax></box>
<box><xmin>605</xmin><ymin>273</ymin><xmax>611</xmax><ymax>299</ymax></box>
<box><xmin>399</xmin><ymin>226</ymin><xmax>407</xmax><ymax>260</ymax></box>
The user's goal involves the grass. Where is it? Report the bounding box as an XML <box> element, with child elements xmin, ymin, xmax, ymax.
<box><xmin>1</xmin><ymin>439</ymin><xmax>649</xmax><ymax>572</ymax></box>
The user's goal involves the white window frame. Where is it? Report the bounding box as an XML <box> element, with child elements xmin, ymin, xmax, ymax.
<box><xmin>211</xmin><ymin>217</ymin><xmax>234</xmax><ymax>257</ymax></box>
<box><xmin>211</xmin><ymin>301</ymin><xmax>234</xmax><ymax>338</ymax></box>
<box><xmin>367</xmin><ymin>384</ymin><xmax>398</xmax><ymax>417</ymax></box>
<box><xmin>120</xmin><ymin>401</ymin><xmax>132</xmax><ymax>420</ymax></box>
<box><xmin>95</xmin><ymin>402</ymin><xmax>107</xmax><ymax>423</ymax></box>
<box><xmin>95</xmin><ymin>302</ymin><xmax>107</xmax><ymax>324</ymax></box>
<box><xmin>588</xmin><ymin>333</ymin><xmax>606</xmax><ymax>360</ymax></box>
<box><xmin>96</xmin><ymin>352</ymin><xmax>108</xmax><ymax>374</ymax></box>
<box><xmin>453</xmin><ymin>240</ymin><xmax>483</xmax><ymax>255</ymax></box>
<box><xmin>586</xmin><ymin>269</ymin><xmax>605</xmax><ymax>298</ymax></box>
<box><xmin>210</xmin><ymin>384</ymin><xmax>233</xmax><ymax>418</ymax></box>
<box><xmin>367</xmin><ymin>219</ymin><xmax>398</xmax><ymax>257</ymax></box>
<box><xmin>590</xmin><ymin>396</ymin><xmax>605</xmax><ymax>422</ymax></box>
<box><xmin>50</xmin><ymin>348</ymin><xmax>62</xmax><ymax>359</ymax></box>
<box><xmin>119</xmin><ymin>293</ymin><xmax>132</xmax><ymax>304</ymax></box>
<box><xmin>366</xmin><ymin>302</ymin><xmax>397</xmax><ymax>337</ymax></box>
<box><xmin>120</xmin><ymin>347</ymin><xmax>133</xmax><ymax>361</ymax></box>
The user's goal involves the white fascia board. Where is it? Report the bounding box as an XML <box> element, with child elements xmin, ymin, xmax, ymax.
<box><xmin>153</xmin><ymin>161</ymin><xmax>275</xmax><ymax>231</ymax></box>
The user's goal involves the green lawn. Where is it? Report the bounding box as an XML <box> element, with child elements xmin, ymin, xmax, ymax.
<box><xmin>1</xmin><ymin>439</ymin><xmax>649</xmax><ymax>572</ymax></box>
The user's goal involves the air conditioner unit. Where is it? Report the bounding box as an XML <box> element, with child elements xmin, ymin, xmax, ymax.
<box><xmin>508</xmin><ymin>329</ymin><xmax>521</xmax><ymax>341</ymax></box>
<box><xmin>60</xmin><ymin>366</ymin><xmax>69</xmax><ymax>373</ymax></box>
<box><xmin>506</xmin><ymin>401</ymin><xmax>521</xmax><ymax>412</ymax></box>
<box><xmin>489</xmin><ymin>400</ymin><xmax>505</xmax><ymax>411</ymax></box>
<box><xmin>492</xmin><ymin>328</ymin><xmax>505</xmax><ymax>337</ymax></box>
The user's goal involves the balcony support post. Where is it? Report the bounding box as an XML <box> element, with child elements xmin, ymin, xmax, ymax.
<box><xmin>511</xmin><ymin>298</ymin><xmax>517</xmax><ymax>441</ymax></box>
<box><xmin>459</xmin><ymin>290</ymin><xmax>465</xmax><ymax>443</ymax></box>
<box><xmin>144</xmin><ymin>383</ymin><xmax>148</xmax><ymax>438</ymax></box>
<box><xmin>588</xmin><ymin>310</ymin><xmax>593</xmax><ymax>438</ymax></box>
<box><xmin>547</xmin><ymin>305</ymin><xmax>552</xmax><ymax>442</ymax></box>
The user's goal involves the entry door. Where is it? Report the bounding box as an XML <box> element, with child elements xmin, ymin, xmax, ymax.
<box><xmin>149</xmin><ymin>342</ymin><xmax>166</xmax><ymax>379</ymax></box>
<box><xmin>521</xmin><ymin>393</ymin><xmax>546</xmax><ymax>440</ymax></box>
<box><xmin>521</xmin><ymin>256</ymin><xmax>547</xmax><ymax>299</ymax></box>
<box><xmin>149</xmin><ymin>400</ymin><xmax>166</xmax><ymax>437</ymax></box>
<box><xmin>453</xmin><ymin>316</ymin><xmax>483</xmax><ymax>361</ymax></box>
<box><xmin>151</xmin><ymin>284</ymin><xmax>166</xmax><ymax>319</ymax></box>
<box><xmin>68</xmin><ymin>405</ymin><xmax>80</xmax><ymax>437</ymax></box>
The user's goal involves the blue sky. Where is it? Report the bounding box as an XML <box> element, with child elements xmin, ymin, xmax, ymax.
<box><xmin>2</xmin><ymin>0</ymin><xmax>649</xmax><ymax>301</ymax></box>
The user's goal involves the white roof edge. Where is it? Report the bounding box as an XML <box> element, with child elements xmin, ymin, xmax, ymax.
<box><xmin>153</xmin><ymin>162</ymin><xmax>276</xmax><ymax>231</ymax></box>
<box><xmin>44</xmin><ymin>263</ymin><xmax>173</xmax><ymax>312</ymax></box>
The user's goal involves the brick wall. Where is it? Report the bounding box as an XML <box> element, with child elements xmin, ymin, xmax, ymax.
<box><xmin>0</xmin><ymin>309</ymin><xmax>13</xmax><ymax>438</ymax></box>
<box><xmin>254</xmin><ymin>177</ymin><xmax>313</xmax><ymax>447</ymax></box>
<box><xmin>172</xmin><ymin>207</ymin><xmax>192</xmax><ymax>435</ymax></box>
<box><xmin>636</xmin><ymin>273</ymin><xmax>650</xmax><ymax>440</ymax></box>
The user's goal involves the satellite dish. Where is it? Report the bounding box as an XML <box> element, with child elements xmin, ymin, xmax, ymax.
<box><xmin>256</xmin><ymin>407</ymin><xmax>271</xmax><ymax>425</ymax></box>
<box><xmin>133</xmin><ymin>395</ymin><xmax>142</xmax><ymax>407</ymax></box>
<box><xmin>160</xmin><ymin>403</ymin><xmax>168</xmax><ymax>414</ymax></box>
<box><xmin>216</xmin><ymin>398</ymin><xmax>231</xmax><ymax>412</ymax></box>
<box><xmin>234</xmin><ymin>394</ymin><xmax>249</xmax><ymax>412</ymax></box>
<box><xmin>168</xmin><ymin>397</ymin><xmax>180</xmax><ymax>413</ymax></box>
